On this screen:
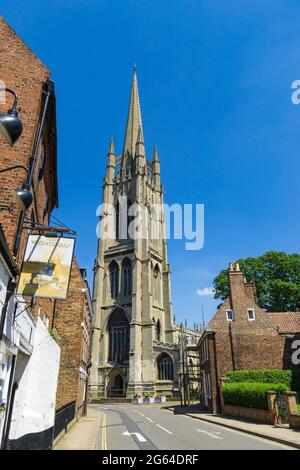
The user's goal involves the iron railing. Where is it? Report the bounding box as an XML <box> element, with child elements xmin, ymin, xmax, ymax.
<box><xmin>53</xmin><ymin>401</ymin><xmax>76</xmax><ymax>439</ymax></box>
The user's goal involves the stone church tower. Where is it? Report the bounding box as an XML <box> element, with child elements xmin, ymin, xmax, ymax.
<box><xmin>90</xmin><ymin>69</ymin><xmax>180</xmax><ymax>399</ymax></box>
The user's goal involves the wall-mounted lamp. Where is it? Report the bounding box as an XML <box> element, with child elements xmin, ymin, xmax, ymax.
<box><xmin>12</xmin><ymin>186</ymin><xmax>33</xmax><ymax>211</ymax></box>
<box><xmin>0</xmin><ymin>165</ymin><xmax>33</xmax><ymax>211</ymax></box>
<box><xmin>0</xmin><ymin>88</ymin><xmax>23</xmax><ymax>146</ymax></box>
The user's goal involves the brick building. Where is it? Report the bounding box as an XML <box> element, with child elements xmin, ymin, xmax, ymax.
<box><xmin>0</xmin><ymin>17</ymin><xmax>61</xmax><ymax>449</ymax></box>
<box><xmin>53</xmin><ymin>259</ymin><xmax>93</xmax><ymax>442</ymax></box>
<box><xmin>197</xmin><ymin>263</ymin><xmax>300</xmax><ymax>413</ymax></box>
<box><xmin>0</xmin><ymin>17</ymin><xmax>93</xmax><ymax>450</ymax></box>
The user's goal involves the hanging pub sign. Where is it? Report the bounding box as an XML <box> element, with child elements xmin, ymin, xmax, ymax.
<box><xmin>16</xmin><ymin>234</ymin><xmax>75</xmax><ymax>300</ymax></box>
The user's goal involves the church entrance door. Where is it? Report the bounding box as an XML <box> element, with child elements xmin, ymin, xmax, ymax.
<box><xmin>108</xmin><ymin>373</ymin><xmax>125</xmax><ymax>397</ymax></box>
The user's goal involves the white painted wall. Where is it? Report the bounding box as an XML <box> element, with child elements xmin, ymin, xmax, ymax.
<box><xmin>0</xmin><ymin>352</ymin><xmax>13</xmax><ymax>441</ymax></box>
<box><xmin>9</xmin><ymin>316</ymin><xmax>60</xmax><ymax>441</ymax></box>
<box><xmin>0</xmin><ymin>254</ymin><xmax>14</xmax><ymax>442</ymax></box>
<box><xmin>3</xmin><ymin>294</ymin><xmax>36</xmax><ymax>353</ymax></box>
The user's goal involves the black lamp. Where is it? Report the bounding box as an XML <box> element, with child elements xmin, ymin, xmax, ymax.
<box><xmin>12</xmin><ymin>186</ymin><xmax>33</xmax><ymax>211</ymax></box>
<box><xmin>0</xmin><ymin>88</ymin><xmax>23</xmax><ymax>146</ymax></box>
<box><xmin>0</xmin><ymin>165</ymin><xmax>33</xmax><ymax>212</ymax></box>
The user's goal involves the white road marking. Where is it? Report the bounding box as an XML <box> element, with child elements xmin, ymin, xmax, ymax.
<box><xmin>196</xmin><ymin>428</ymin><xmax>223</xmax><ymax>440</ymax></box>
<box><xmin>138</xmin><ymin>412</ymin><xmax>144</xmax><ymax>416</ymax></box>
<box><xmin>145</xmin><ymin>417</ymin><xmax>154</xmax><ymax>423</ymax></box>
<box><xmin>122</xmin><ymin>431</ymin><xmax>147</xmax><ymax>442</ymax></box>
<box><xmin>156</xmin><ymin>424</ymin><xmax>173</xmax><ymax>435</ymax></box>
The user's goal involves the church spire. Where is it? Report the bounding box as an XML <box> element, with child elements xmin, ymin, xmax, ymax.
<box><xmin>123</xmin><ymin>66</ymin><xmax>144</xmax><ymax>157</ymax></box>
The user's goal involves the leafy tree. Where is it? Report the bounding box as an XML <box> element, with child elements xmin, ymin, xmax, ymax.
<box><xmin>213</xmin><ymin>251</ymin><xmax>300</xmax><ymax>312</ymax></box>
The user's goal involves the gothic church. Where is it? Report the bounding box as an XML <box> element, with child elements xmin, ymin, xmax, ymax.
<box><xmin>90</xmin><ymin>69</ymin><xmax>181</xmax><ymax>398</ymax></box>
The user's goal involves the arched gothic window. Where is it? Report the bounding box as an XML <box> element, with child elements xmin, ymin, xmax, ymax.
<box><xmin>156</xmin><ymin>319</ymin><xmax>161</xmax><ymax>342</ymax></box>
<box><xmin>109</xmin><ymin>260</ymin><xmax>119</xmax><ymax>298</ymax></box>
<box><xmin>115</xmin><ymin>203</ymin><xmax>120</xmax><ymax>240</ymax></box>
<box><xmin>157</xmin><ymin>353</ymin><xmax>173</xmax><ymax>381</ymax></box>
<box><xmin>108</xmin><ymin>309</ymin><xmax>130</xmax><ymax>363</ymax></box>
<box><xmin>153</xmin><ymin>264</ymin><xmax>161</xmax><ymax>304</ymax></box>
<box><xmin>122</xmin><ymin>258</ymin><xmax>132</xmax><ymax>296</ymax></box>
<box><xmin>115</xmin><ymin>199</ymin><xmax>133</xmax><ymax>240</ymax></box>
<box><xmin>127</xmin><ymin>199</ymin><xmax>133</xmax><ymax>240</ymax></box>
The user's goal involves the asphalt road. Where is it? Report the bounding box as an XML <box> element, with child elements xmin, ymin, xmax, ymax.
<box><xmin>93</xmin><ymin>404</ymin><xmax>295</xmax><ymax>451</ymax></box>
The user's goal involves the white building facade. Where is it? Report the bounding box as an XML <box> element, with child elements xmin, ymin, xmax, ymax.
<box><xmin>0</xmin><ymin>227</ymin><xmax>60</xmax><ymax>449</ymax></box>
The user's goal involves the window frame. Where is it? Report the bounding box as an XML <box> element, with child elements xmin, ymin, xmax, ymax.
<box><xmin>109</xmin><ymin>261</ymin><xmax>119</xmax><ymax>299</ymax></box>
<box><xmin>157</xmin><ymin>353</ymin><xmax>174</xmax><ymax>381</ymax></box>
<box><xmin>226</xmin><ymin>309</ymin><xmax>234</xmax><ymax>322</ymax></box>
<box><xmin>200</xmin><ymin>338</ymin><xmax>208</xmax><ymax>364</ymax></box>
<box><xmin>247</xmin><ymin>308</ymin><xmax>255</xmax><ymax>321</ymax></box>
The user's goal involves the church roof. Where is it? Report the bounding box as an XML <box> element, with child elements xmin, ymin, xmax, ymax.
<box><xmin>123</xmin><ymin>66</ymin><xmax>144</xmax><ymax>157</ymax></box>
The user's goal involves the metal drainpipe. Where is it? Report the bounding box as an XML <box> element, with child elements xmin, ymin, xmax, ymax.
<box><xmin>13</xmin><ymin>80</ymin><xmax>53</xmax><ymax>257</ymax></box>
<box><xmin>229</xmin><ymin>322</ymin><xmax>236</xmax><ymax>371</ymax></box>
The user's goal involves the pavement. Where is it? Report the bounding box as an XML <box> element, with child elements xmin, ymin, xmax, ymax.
<box><xmin>165</xmin><ymin>404</ymin><xmax>300</xmax><ymax>450</ymax></box>
<box><xmin>53</xmin><ymin>403</ymin><xmax>299</xmax><ymax>450</ymax></box>
<box><xmin>54</xmin><ymin>407</ymin><xmax>105</xmax><ymax>450</ymax></box>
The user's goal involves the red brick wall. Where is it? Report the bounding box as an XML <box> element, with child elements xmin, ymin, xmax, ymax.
<box><xmin>0</xmin><ymin>17</ymin><xmax>57</xmax><ymax>327</ymax></box>
<box><xmin>197</xmin><ymin>268</ymin><xmax>299</xmax><ymax>413</ymax></box>
<box><xmin>54</xmin><ymin>258</ymin><xmax>92</xmax><ymax>415</ymax></box>
<box><xmin>208</xmin><ymin>271</ymin><xmax>285</xmax><ymax>378</ymax></box>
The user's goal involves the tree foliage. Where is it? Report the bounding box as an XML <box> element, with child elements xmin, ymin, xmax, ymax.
<box><xmin>213</xmin><ymin>251</ymin><xmax>300</xmax><ymax>312</ymax></box>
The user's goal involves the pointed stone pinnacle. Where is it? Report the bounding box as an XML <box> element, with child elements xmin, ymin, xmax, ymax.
<box><xmin>153</xmin><ymin>144</ymin><xmax>159</xmax><ymax>162</ymax></box>
<box><xmin>108</xmin><ymin>136</ymin><xmax>115</xmax><ymax>155</ymax></box>
<box><xmin>136</xmin><ymin>126</ymin><xmax>144</xmax><ymax>145</ymax></box>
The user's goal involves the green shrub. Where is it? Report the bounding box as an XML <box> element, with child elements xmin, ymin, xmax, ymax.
<box><xmin>222</xmin><ymin>382</ymin><xmax>288</xmax><ymax>410</ymax></box>
<box><xmin>226</xmin><ymin>370</ymin><xmax>300</xmax><ymax>391</ymax></box>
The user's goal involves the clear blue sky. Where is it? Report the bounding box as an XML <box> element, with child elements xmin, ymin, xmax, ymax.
<box><xmin>2</xmin><ymin>1</ymin><xmax>300</xmax><ymax>325</ymax></box>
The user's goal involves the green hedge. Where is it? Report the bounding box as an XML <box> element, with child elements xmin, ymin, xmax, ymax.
<box><xmin>226</xmin><ymin>370</ymin><xmax>300</xmax><ymax>391</ymax></box>
<box><xmin>222</xmin><ymin>382</ymin><xmax>288</xmax><ymax>410</ymax></box>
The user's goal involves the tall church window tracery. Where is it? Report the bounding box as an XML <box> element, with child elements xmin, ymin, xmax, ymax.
<box><xmin>156</xmin><ymin>319</ymin><xmax>161</xmax><ymax>342</ymax></box>
<box><xmin>157</xmin><ymin>353</ymin><xmax>173</xmax><ymax>381</ymax></box>
<box><xmin>108</xmin><ymin>309</ymin><xmax>130</xmax><ymax>363</ymax></box>
<box><xmin>115</xmin><ymin>199</ymin><xmax>134</xmax><ymax>240</ymax></box>
<box><xmin>122</xmin><ymin>258</ymin><xmax>132</xmax><ymax>296</ymax></box>
<box><xmin>153</xmin><ymin>264</ymin><xmax>161</xmax><ymax>304</ymax></box>
<box><xmin>115</xmin><ymin>203</ymin><xmax>120</xmax><ymax>240</ymax></box>
<box><xmin>109</xmin><ymin>260</ymin><xmax>119</xmax><ymax>298</ymax></box>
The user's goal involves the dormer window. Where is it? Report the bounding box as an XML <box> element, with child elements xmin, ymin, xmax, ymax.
<box><xmin>226</xmin><ymin>309</ymin><xmax>234</xmax><ymax>322</ymax></box>
<box><xmin>247</xmin><ymin>308</ymin><xmax>255</xmax><ymax>321</ymax></box>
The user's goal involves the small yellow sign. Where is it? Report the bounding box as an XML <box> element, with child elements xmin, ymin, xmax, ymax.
<box><xmin>17</xmin><ymin>235</ymin><xmax>75</xmax><ymax>299</ymax></box>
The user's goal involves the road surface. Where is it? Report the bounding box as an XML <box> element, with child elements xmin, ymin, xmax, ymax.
<box><xmin>93</xmin><ymin>404</ymin><xmax>295</xmax><ymax>451</ymax></box>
